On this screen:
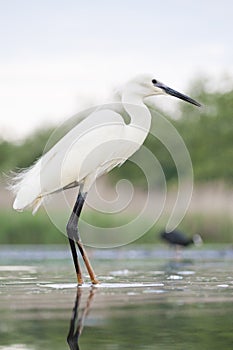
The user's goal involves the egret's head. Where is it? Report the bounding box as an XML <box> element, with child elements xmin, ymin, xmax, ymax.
<box><xmin>127</xmin><ymin>74</ymin><xmax>201</xmax><ymax>107</ymax></box>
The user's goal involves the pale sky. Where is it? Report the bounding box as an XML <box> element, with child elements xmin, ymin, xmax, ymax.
<box><xmin>0</xmin><ymin>0</ymin><xmax>232</xmax><ymax>140</ymax></box>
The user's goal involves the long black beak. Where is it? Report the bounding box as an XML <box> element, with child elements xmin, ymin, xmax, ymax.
<box><xmin>155</xmin><ymin>82</ymin><xmax>201</xmax><ymax>107</ymax></box>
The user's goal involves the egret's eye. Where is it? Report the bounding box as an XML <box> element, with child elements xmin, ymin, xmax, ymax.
<box><xmin>152</xmin><ymin>79</ymin><xmax>157</xmax><ymax>84</ymax></box>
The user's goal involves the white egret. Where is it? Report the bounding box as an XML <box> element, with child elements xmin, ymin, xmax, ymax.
<box><xmin>10</xmin><ymin>74</ymin><xmax>201</xmax><ymax>285</ymax></box>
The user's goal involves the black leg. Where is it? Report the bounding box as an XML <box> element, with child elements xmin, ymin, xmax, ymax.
<box><xmin>66</xmin><ymin>192</ymin><xmax>86</xmax><ymax>285</ymax></box>
<box><xmin>66</xmin><ymin>192</ymin><xmax>87</xmax><ymax>241</ymax></box>
<box><xmin>66</xmin><ymin>191</ymin><xmax>99</xmax><ymax>285</ymax></box>
<box><xmin>68</xmin><ymin>238</ymin><xmax>83</xmax><ymax>285</ymax></box>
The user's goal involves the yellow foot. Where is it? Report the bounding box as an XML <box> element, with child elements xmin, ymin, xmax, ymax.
<box><xmin>77</xmin><ymin>274</ymin><xmax>83</xmax><ymax>286</ymax></box>
<box><xmin>91</xmin><ymin>278</ymin><xmax>100</xmax><ymax>285</ymax></box>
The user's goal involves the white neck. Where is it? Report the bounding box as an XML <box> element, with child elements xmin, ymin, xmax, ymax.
<box><xmin>122</xmin><ymin>90</ymin><xmax>151</xmax><ymax>143</ymax></box>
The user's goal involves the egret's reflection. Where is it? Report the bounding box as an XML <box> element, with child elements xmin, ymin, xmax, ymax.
<box><xmin>67</xmin><ymin>287</ymin><xmax>96</xmax><ymax>350</ymax></box>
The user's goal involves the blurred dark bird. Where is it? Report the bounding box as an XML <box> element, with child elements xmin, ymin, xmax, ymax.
<box><xmin>160</xmin><ymin>229</ymin><xmax>203</xmax><ymax>248</ymax></box>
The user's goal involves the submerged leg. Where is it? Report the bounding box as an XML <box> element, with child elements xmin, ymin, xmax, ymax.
<box><xmin>66</xmin><ymin>191</ymin><xmax>99</xmax><ymax>285</ymax></box>
<box><xmin>67</xmin><ymin>287</ymin><xmax>96</xmax><ymax>349</ymax></box>
<box><xmin>67</xmin><ymin>287</ymin><xmax>82</xmax><ymax>349</ymax></box>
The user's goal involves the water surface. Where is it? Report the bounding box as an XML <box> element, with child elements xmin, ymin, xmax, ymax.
<box><xmin>0</xmin><ymin>245</ymin><xmax>233</xmax><ymax>349</ymax></box>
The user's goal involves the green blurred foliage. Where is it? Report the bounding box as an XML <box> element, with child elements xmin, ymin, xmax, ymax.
<box><xmin>176</xmin><ymin>78</ymin><xmax>233</xmax><ymax>182</ymax></box>
<box><xmin>0</xmin><ymin>127</ymin><xmax>53</xmax><ymax>174</ymax></box>
<box><xmin>0</xmin><ymin>209</ymin><xmax>232</xmax><ymax>244</ymax></box>
<box><xmin>0</xmin><ymin>210</ymin><xmax>66</xmax><ymax>244</ymax></box>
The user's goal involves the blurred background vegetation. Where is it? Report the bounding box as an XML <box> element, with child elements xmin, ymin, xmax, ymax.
<box><xmin>0</xmin><ymin>78</ymin><xmax>232</xmax><ymax>244</ymax></box>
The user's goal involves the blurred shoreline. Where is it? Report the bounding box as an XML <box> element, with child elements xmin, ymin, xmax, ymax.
<box><xmin>1</xmin><ymin>178</ymin><xmax>232</xmax><ymax>244</ymax></box>
<box><xmin>1</xmin><ymin>179</ymin><xmax>232</xmax><ymax>216</ymax></box>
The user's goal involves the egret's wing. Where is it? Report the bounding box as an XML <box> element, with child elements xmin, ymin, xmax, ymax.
<box><xmin>43</xmin><ymin>102</ymin><xmax>126</xmax><ymax>154</ymax></box>
<box><xmin>11</xmin><ymin>108</ymin><xmax>126</xmax><ymax>212</ymax></box>
<box><xmin>40</xmin><ymin>108</ymin><xmax>126</xmax><ymax>188</ymax></box>
<box><xmin>43</xmin><ymin>105</ymin><xmax>99</xmax><ymax>153</ymax></box>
